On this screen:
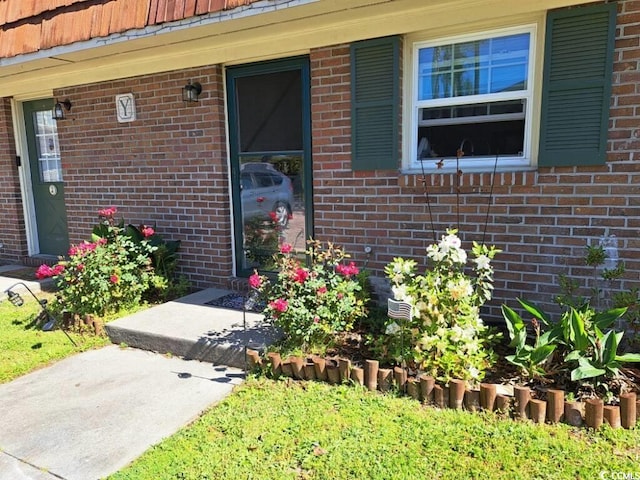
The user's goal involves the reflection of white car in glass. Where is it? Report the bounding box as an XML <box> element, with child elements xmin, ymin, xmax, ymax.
<box><xmin>241</xmin><ymin>163</ymin><xmax>294</xmax><ymax>227</ymax></box>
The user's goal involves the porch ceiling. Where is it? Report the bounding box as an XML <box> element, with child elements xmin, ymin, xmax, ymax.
<box><xmin>0</xmin><ymin>0</ymin><xmax>601</xmax><ymax>98</ymax></box>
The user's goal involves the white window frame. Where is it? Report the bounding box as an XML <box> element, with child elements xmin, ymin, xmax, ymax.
<box><xmin>407</xmin><ymin>25</ymin><xmax>537</xmax><ymax>173</ymax></box>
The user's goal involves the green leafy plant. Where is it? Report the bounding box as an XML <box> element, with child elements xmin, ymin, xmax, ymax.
<box><xmin>381</xmin><ymin>229</ymin><xmax>500</xmax><ymax>383</ymax></box>
<box><xmin>251</xmin><ymin>239</ymin><xmax>369</xmax><ymax>351</ymax></box>
<box><xmin>502</xmin><ymin>299</ymin><xmax>640</xmax><ymax>387</ymax></box>
<box><xmin>501</xmin><ymin>301</ymin><xmax>556</xmax><ymax>379</ymax></box>
<box><xmin>119</xmin><ymin>224</ymin><xmax>181</xmax><ymax>280</ymax></box>
<box><xmin>612</xmin><ymin>287</ymin><xmax>640</xmax><ymax>348</ymax></box>
<box><xmin>567</xmin><ymin>328</ymin><xmax>640</xmax><ymax>383</ymax></box>
<box><xmin>556</xmin><ymin>238</ymin><xmax>640</xmax><ymax>352</ymax></box>
<box><xmin>36</xmin><ymin>207</ymin><xmax>176</xmax><ymax>319</ymax></box>
<box><xmin>243</xmin><ymin>213</ymin><xmax>285</xmax><ymax>270</ymax></box>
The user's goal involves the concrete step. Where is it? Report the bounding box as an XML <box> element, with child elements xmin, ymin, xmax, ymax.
<box><xmin>0</xmin><ymin>264</ymin><xmax>54</xmax><ymax>299</ymax></box>
<box><xmin>105</xmin><ymin>288</ymin><xmax>280</xmax><ymax>369</ymax></box>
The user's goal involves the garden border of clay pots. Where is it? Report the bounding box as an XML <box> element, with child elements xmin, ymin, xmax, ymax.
<box><xmin>246</xmin><ymin>350</ymin><xmax>640</xmax><ymax>430</ymax></box>
<box><xmin>61</xmin><ymin>312</ymin><xmax>105</xmax><ymax>336</ymax></box>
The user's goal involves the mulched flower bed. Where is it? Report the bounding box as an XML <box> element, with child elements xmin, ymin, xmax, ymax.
<box><xmin>205</xmin><ymin>293</ymin><xmax>264</xmax><ymax>313</ymax></box>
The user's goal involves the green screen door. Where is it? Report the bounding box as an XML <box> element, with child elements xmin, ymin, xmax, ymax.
<box><xmin>227</xmin><ymin>57</ymin><xmax>312</xmax><ymax>276</ymax></box>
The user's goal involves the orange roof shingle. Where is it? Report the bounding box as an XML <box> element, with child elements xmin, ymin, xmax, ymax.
<box><xmin>0</xmin><ymin>0</ymin><xmax>266</xmax><ymax>59</ymax></box>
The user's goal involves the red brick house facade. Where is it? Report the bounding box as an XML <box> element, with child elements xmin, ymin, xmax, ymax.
<box><xmin>1</xmin><ymin>0</ymin><xmax>639</xmax><ymax>319</ymax></box>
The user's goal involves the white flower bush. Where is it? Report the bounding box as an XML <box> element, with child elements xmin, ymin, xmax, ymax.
<box><xmin>383</xmin><ymin>229</ymin><xmax>500</xmax><ymax>383</ymax></box>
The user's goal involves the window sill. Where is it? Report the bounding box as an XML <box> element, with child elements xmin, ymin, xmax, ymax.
<box><xmin>398</xmin><ymin>163</ymin><xmax>537</xmax><ymax>192</ymax></box>
<box><xmin>400</xmin><ymin>162</ymin><xmax>536</xmax><ymax>176</ymax></box>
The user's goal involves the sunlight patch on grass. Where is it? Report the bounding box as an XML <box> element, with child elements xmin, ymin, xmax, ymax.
<box><xmin>0</xmin><ymin>295</ymin><xmax>110</xmax><ymax>383</ymax></box>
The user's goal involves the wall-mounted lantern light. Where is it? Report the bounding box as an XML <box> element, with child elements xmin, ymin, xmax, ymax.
<box><xmin>182</xmin><ymin>81</ymin><xmax>202</xmax><ymax>103</ymax></box>
<box><xmin>52</xmin><ymin>99</ymin><xmax>72</xmax><ymax>120</ymax></box>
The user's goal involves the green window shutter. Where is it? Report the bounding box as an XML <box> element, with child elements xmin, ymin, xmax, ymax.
<box><xmin>351</xmin><ymin>36</ymin><xmax>400</xmax><ymax>171</ymax></box>
<box><xmin>539</xmin><ymin>2</ymin><xmax>616</xmax><ymax>167</ymax></box>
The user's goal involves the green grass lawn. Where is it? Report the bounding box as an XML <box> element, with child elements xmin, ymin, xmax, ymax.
<box><xmin>0</xmin><ymin>294</ymin><xmax>110</xmax><ymax>383</ymax></box>
<box><xmin>110</xmin><ymin>377</ymin><xmax>640</xmax><ymax>480</ymax></box>
<box><xmin>5</xmin><ymin>293</ymin><xmax>638</xmax><ymax>480</ymax></box>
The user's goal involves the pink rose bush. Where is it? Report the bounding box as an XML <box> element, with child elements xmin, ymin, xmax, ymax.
<box><xmin>98</xmin><ymin>206</ymin><xmax>117</xmax><ymax>217</ymax></box>
<box><xmin>36</xmin><ymin>263</ymin><xmax>65</xmax><ymax>279</ymax></box>
<box><xmin>249</xmin><ymin>272</ymin><xmax>263</xmax><ymax>289</ymax></box>
<box><xmin>336</xmin><ymin>261</ymin><xmax>359</xmax><ymax>277</ymax></box>
<box><xmin>141</xmin><ymin>226</ymin><xmax>155</xmax><ymax>238</ymax></box>
<box><xmin>268</xmin><ymin>298</ymin><xmax>289</xmax><ymax>313</ymax></box>
<box><xmin>250</xmin><ymin>239</ymin><xmax>369</xmax><ymax>350</ymax></box>
<box><xmin>280</xmin><ymin>243</ymin><xmax>293</xmax><ymax>254</ymax></box>
<box><xmin>243</xmin><ymin>211</ymin><xmax>287</xmax><ymax>270</ymax></box>
<box><xmin>36</xmin><ymin>207</ymin><xmax>180</xmax><ymax>319</ymax></box>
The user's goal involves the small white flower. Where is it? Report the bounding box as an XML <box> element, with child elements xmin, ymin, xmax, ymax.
<box><xmin>469</xmin><ymin>366</ymin><xmax>480</xmax><ymax>379</ymax></box>
<box><xmin>450</xmin><ymin>247</ymin><xmax>467</xmax><ymax>264</ymax></box>
<box><xmin>442</xmin><ymin>233</ymin><xmax>461</xmax><ymax>250</ymax></box>
<box><xmin>403</xmin><ymin>260</ymin><xmax>416</xmax><ymax>274</ymax></box>
<box><xmin>426</xmin><ymin>244</ymin><xmax>445</xmax><ymax>262</ymax></box>
<box><xmin>391</xmin><ymin>285</ymin><xmax>408</xmax><ymax>301</ymax></box>
<box><xmin>385</xmin><ymin>322</ymin><xmax>400</xmax><ymax>335</ymax></box>
<box><xmin>448</xmin><ymin>278</ymin><xmax>472</xmax><ymax>300</ymax></box>
<box><xmin>461</xmin><ymin>327</ymin><xmax>475</xmax><ymax>342</ymax></box>
<box><xmin>450</xmin><ymin>325</ymin><xmax>464</xmax><ymax>342</ymax></box>
<box><xmin>473</xmin><ymin>254</ymin><xmax>491</xmax><ymax>270</ymax></box>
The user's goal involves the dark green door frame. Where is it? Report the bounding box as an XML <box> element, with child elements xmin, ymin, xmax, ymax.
<box><xmin>226</xmin><ymin>56</ymin><xmax>313</xmax><ymax>277</ymax></box>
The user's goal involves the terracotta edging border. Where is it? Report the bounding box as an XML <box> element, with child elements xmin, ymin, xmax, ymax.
<box><xmin>247</xmin><ymin>350</ymin><xmax>640</xmax><ymax>430</ymax></box>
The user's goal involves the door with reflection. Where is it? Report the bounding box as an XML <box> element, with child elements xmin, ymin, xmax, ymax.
<box><xmin>227</xmin><ymin>58</ymin><xmax>312</xmax><ymax>275</ymax></box>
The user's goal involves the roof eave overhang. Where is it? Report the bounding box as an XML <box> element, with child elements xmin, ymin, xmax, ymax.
<box><xmin>0</xmin><ymin>0</ymin><xmax>601</xmax><ymax>98</ymax></box>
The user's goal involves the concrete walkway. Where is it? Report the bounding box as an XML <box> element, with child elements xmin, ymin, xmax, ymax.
<box><xmin>0</xmin><ymin>266</ymin><xmax>279</xmax><ymax>479</ymax></box>
<box><xmin>0</xmin><ymin>264</ymin><xmax>51</xmax><ymax>299</ymax></box>
<box><xmin>0</xmin><ymin>346</ymin><xmax>244</xmax><ymax>480</ymax></box>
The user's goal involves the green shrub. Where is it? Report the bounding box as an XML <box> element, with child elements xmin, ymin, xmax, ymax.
<box><xmin>380</xmin><ymin>229</ymin><xmax>500</xmax><ymax>383</ymax></box>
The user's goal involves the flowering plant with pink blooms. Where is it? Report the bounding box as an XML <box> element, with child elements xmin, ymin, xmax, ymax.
<box><xmin>37</xmin><ymin>207</ymin><xmax>177</xmax><ymax>320</ymax></box>
<box><xmin>250</xmin><ymin>239</ymin><xmax>369</xmax><ymax>350</ymax></box>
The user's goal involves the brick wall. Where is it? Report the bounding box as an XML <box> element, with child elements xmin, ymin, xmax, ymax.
<box><xmin>310</xmin><ymin>0</ymin><xmax>640</xmax><ymax>321</ymax></box>
<box><xmin>1</xmin><ymin>1</ymin><xmax>638</xmax><ymax>315</ymax></box>
<box><xmin>0</xmin><ymin>97</ymin><xmax>27</xmax><ymax>263</ymax></box>
<box><xmin>55</xmin><ymin>66</ymin><xmax>233</xmax><ymax>288</ymax></box>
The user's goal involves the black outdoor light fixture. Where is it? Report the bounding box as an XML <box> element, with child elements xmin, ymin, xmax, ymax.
<box><xmin>52</xmin><ymin>99</ymin><xmax>72</xmax><ymax>120</ymax></box>
<box><xmin>182</xmin><ymin>80</ymin><xmax>202</xmax><ymax>103</ymax></box>
<box><xmin>4</xmin><ymin>282</ymin><xmax>77</xmax><ymax>347</ymax></box>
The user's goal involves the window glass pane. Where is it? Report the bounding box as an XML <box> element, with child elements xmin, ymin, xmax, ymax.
<box><xmin>418</xmin><ymin>100</ymin><xmax>525</xmax><ymax>159</ymax></box>
<box><xmin>492</xmin><ymin>65</ymin><xmax>527</xmax><ymax>92</ymax></box>
<box><xmin>421</xmin><ymin>99</ymin><xmax>524</xmax><ymax>120</ymax></box>
<box><xmin>418</xmin><ymin>45</ymin><xmax>452</xmax><ymax>100</ymax></box>
<box><xmin>418</xmin><ymin>120</ymin><xmax>524</xmax><ymax>159</ymax></box>
<box><xmin>235</xmin><ymin>70</ymin><xmax>303</xmax><ymax>152</ymax></box>
<box><xmin>418</xmin><ymin>33</ymin><xmax>530</xmax><ymax>101</ymax></box>
<box><xmin>33</xmin><ymin>111</ymin><xmax>62</xmax><ymax>183</ymax></box>
<box><xmin>239</xmin><ymin>155</ymin><xmax>306</xmax><ymax>271</ymax></box>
